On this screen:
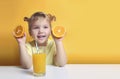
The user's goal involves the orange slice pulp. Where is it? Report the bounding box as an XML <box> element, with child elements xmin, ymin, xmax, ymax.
<box><xmin>52</xmin><ymin>26</ymin><xmax>66</xmax><ymax>38</ymax></box>
<box><xmin>14</xmin><ymin>25</ymin><xmax>24</xmax><ymax>38</ymax></box>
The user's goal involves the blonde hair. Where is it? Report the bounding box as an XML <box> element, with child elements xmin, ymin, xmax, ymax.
<box><xmin>24</xmin><ymin>12</ymin><xmax>56</xmax><ymax>35</ymax></box>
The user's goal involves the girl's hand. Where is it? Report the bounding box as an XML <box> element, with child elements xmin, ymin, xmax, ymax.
<box><xmin>13</xmin><ymin>32</ymin><xmax>26</xmax><ymax>45</ymax></box>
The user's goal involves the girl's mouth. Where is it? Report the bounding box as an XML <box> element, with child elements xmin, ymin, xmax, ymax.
<box><xmin>37</xmin><ymin>35</ymin><xmax>46</xmax><ymax>40</ymax></box>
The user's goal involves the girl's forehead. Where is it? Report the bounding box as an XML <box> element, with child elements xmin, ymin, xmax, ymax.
<box><xmin>32</xmin><ymin>18</ymin><xmax>50</xmax><ymax>25</ymax></box>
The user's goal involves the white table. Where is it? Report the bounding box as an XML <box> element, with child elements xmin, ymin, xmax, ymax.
<box><xmin>0</xmin><ymin>64</ymin><xmax>120</xmax><ymax>79</ymax></box>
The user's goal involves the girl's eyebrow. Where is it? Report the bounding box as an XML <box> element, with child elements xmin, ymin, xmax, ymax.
<box><xmin>33</xmin><ymin>25</ymin><xmax>40</xmax><ymax>27</ymax></box>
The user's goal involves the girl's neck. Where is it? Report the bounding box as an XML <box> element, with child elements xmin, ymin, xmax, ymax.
<box><xmin>34</xmin><ymin>40</ymin><xmax>47</xmax><ymax>46</ymax></box>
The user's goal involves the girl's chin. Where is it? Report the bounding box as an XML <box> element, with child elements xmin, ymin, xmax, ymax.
<box><xmin>37</xmin><ymin>40</ymin><xmax>47</xmax><ymax>46</ymax></box>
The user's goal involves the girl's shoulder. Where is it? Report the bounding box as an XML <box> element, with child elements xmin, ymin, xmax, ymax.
<box><xmin>46</xmin><ymin>39</ymin><xmax>55</xmax><ymax>50</ymax></box>
<box><xmin>26</xmin><ymin>41</ymin><xmax>34</xmax><ymax>47</ymax></box>
<box><xmin>47</xmin><ymin>39</ymin><xmax>54</xmax><ymax>45</ymax></box>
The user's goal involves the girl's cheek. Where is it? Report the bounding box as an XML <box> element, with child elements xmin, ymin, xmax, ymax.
<box><xmin>31</xmin><ymin>32</ymin><xmax>35</xmax><ymax>37</ymax></box>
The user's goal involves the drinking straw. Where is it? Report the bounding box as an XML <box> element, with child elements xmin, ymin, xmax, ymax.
<box><xmin>35</xmin><ymin>40</ymin><xmax>39</xmax><ymax>54</ymax></box>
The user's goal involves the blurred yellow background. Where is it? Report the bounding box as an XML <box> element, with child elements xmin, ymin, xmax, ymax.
<box><xmin>0</xmin><ymin>0</ymin><xmax>120</xmax><ymax>65</ymax></box>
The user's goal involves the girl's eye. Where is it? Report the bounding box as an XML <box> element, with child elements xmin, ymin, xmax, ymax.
<box><xmin>44</xmin><ymin>26</ymin><xmax>48</xmax><ymax>28</ymax></box>
<box><xmin>33</xmin><ymin>26</ymin><xmax>39</xmax><ymax>29</ymax></box>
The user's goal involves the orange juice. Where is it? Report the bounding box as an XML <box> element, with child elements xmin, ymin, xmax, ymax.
<box><xmin>32</xmin><ymin>53</ymin><xmax>46</xmax><ymax>76</ymax></box>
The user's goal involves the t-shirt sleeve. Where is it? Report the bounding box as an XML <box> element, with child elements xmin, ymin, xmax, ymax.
<box><xmin>25</xmin><ymin>43</ymin><xmax>32</xmax><ymax>56</ymax></box>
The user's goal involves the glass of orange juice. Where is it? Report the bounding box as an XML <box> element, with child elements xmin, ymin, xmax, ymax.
<box><xmin>32</xmin><ymin>45</ymin><xmax>46</xmax><ymax>76</ymax></box>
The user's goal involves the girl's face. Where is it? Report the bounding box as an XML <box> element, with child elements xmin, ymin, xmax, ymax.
<box><xmin>31</xmin><ymin>18</ymin><xmax>51</xmax><ymax>45</ymax></box>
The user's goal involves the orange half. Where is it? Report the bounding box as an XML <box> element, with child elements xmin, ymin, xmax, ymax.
<box><xmin>52</xmin><ymin>26</ymin><xmax>66</xmax><ymax>38</ymax></box>
<box><xmin>14</xmin><ymin>25</ymin><xmax>24</xmax><ymax>38</ymax></box>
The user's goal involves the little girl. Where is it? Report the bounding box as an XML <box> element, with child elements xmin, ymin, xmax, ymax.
<box><xmin>14</xmin><ymin>12</ymin><xmax>67</xmax><ymax>69</ymax></box>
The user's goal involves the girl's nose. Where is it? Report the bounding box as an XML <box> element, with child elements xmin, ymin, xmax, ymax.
<box><xmin>38</xmin><ymin>28</ymin><xmax>43</xmax><ymax>33</ymax></box>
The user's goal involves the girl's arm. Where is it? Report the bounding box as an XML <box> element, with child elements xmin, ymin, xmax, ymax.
<box><xmin>19</xmin><ymin>42</ymin><xmax>32</xmax><ymax>69</ymax></box>
<box><xmin>13</xmin><ymin>33</ymin><xmax>32</xmax><ymax>69</ymax></box>
<box><xmin>53</xmin><ymin>38</ymin><xmax>67</xmax><ymax>67</ymax></box>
